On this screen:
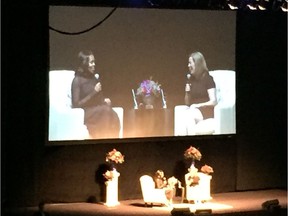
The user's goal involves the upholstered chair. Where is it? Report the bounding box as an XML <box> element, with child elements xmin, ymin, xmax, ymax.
<box><xmin>49</xmin><ymin>70</ymin><xmax>123</xmax><ymax>141</ymax></box>
<box><xmin>139</xmin><ymin>175</ymin><xmax>170</xmax><ymax>206</ymax></box>
<box><xmin>174</xmin><ymin>70</ymin><xmax>236</xmax><ymax>136</ymax></box>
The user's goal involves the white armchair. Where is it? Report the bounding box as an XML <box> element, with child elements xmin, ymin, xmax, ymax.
<box><xmin>139</xmin><ymin>175</ymin><xmax>169</xmax><ymax>206</ymax></box>
<box><xmin>174</xmin><ymin>70</ymin><xmax>236</xmax><ymax>135</ymax></box>
<box><xmin>49</xmin><ymin>70</ymin><xmax>123</xmax><ymax>141</ymax></box>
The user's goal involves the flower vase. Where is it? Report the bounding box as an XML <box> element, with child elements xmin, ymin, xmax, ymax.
<box><xmin>110</xmin><ymin>161</ymin><xmax>116</xmax><ymax>170</ymax></box>
<box><xmin>190</xmin><ymin>159</ymin><xmax>195</xmax><ymax>169</ymax></box>
<box><xmin>143</xmin><ymin>95</ymin><xmax>155</xmax><ymax>109</ymax></box>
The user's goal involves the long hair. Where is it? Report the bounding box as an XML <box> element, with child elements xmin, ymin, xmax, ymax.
<box><xmin>189</xmin><ymin>52</ymin><xmax>209</xmax><ymax>79</ymax></box>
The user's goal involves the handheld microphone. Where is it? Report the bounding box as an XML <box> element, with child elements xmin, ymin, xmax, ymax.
<box><xmin>94</xmin><ymin>73</ymin><xmax>103</xmax><ymax>93</ymax></box>
<box><xmin>186</xmin><ymin>73</ymin><xmax>191</xmax><ymax>82</ymax></box>
<box><xmin>185</xmin><ymin>73</ymin><xmax>191</xmax><ymax>92</ymax></box>
<box><xmin>95</xmin><ymin>73</ymin><xmax>100</xmax><ymax>80</ymax></box>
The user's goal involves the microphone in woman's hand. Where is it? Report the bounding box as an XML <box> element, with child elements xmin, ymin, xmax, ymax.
<box><xmin>95</xmin><ymin>73</ymin><xmax>100</xmax><ymax>80</ymax></box>
<box><xmin>94</xmin><ymin>73</ymin><xmax>102</xmax><ymax>92</ymax></box>
<box><xmin>95</xmin><ymin>73</ymin><xmax>101</xmax><ymax>85</ymax></box>
<box><xmin>186</xmin><ymin>73</ymin><xmax>192</xmax><ymax>92</ymax></box>
<box><xmin>186</xmin><ymin>73</ymin><xmax>191</xmax><ymax>81</ymax></box>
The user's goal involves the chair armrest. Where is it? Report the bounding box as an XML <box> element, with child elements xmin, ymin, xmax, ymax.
<box><xmin>112</xmin><ymin>107</ymin><xmax>124</xmax><ymax>138</ymax></box>
<box><xmin>214</xmin><ymin>103</ymin><xmax>236</xmax><ymax>134</ymax></box>
<box><xmin>174</xmin><ymin>105</ymin><xmax>189</xmax><ymax>136</ymax></box>
<box><xmin>49</xmin><ymin>107</ymin><xmax>88</xmax><ymax>141</ymax></box>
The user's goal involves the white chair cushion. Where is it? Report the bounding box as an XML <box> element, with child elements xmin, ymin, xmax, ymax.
<box><xmin>49</xmin><ymin>70</ymin><xmax>75</xmax><ymax>110</ymax></box>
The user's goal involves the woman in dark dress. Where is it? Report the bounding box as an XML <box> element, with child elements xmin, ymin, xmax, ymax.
<box><xmin>71</xmin><ymin>50</ymin><xmax>120</xmax><ymax>139</ymax></box>
<box><xmin>184</xmin><ymin>52</ymin><xmax>217</xmax><ymax>135</ymax></box>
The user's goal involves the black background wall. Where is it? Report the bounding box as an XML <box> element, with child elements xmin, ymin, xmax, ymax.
<box><xmin>2</xmin><ymin>0</ymin><xmax>287</xmax><ymax>208</ymax></box>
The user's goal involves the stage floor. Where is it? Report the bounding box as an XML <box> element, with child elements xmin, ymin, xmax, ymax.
<box><xmin>6</xmin><ymin>189</ymin><xmax>287</xmax><ymax>216</ymax></box>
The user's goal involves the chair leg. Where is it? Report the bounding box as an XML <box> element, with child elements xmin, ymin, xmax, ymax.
<box><xmin>180</xmin><ymin>187</ymin><xmax>185</xmax><ymax>203</ymax></box>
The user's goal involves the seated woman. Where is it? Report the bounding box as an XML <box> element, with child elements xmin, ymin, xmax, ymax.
<box><xmin>184</xmin><ymin>51</ymin><xmax>218</xmax><ymax>135</ymax></box>
<box><xmin>71</xmin><ymin>50</ymin><xmax>120</xmax><ymax>139</ymax></box>
<box><xmin>153</xmin><ymin>170</ymin><xmax>174</xmax><ymax>203</ymax></box>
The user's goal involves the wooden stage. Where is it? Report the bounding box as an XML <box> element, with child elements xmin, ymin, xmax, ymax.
<box><xmin>5</xmin><ymin>189</ymin><xmax>287</xmax><ymax>216</ymax></box>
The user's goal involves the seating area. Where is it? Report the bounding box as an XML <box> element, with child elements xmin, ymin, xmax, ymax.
<box><xmin>49</xmin><ymin>70</ymin><xmax>235</xmax><ymax>140</ymax></box>
<box><xmin>139</xmin><ymin>172</ymin><xmax>211</xmax><ymax>206</ymax></box>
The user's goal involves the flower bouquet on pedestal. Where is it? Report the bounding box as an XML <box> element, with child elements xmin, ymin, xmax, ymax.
<box><xmin>103</xmin><ymin>149</ymin><xmax>124</xmax><ymax>207</ymax></box>
<box><xmin>105</xmin><ymin>149</ymin><xmax>124</xmax><ymax>169</ymax></box>
<box><xmin>184</xmin><ymin>146</ymin><xmax>202</xmax><ymax>169</ymax></box>
<box><xmin>184</xmin><ymin>146</ymin><xmax>214</xmax><ymax>203</ymax></box>
<box><xmin>184</xmin><ymin>146</ymin><xmax>213</xmax><ymax>187</ymax></box>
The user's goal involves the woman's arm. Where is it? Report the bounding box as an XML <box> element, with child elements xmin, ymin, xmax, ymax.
<box><xmin>71</xmin><ymin>77</ymin><xmax>98</xmax><ymax>108</ymax></box>
<box><xmin>190</xmin><ymin>88</ymin><xmax>217</xmax><ymax>108</ymax></box>
<box><xmin>184</xmin><ymin>83</ymin><xmax>191</xmax><ymax>105</ymax></box>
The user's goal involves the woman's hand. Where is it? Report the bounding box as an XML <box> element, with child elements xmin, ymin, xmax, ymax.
<box><xmin>104</xmin><ymin>98</ymin><xmax>111</xmax><ymax>106</ymax></box>
<box><xmin>190</xmin><ymin>103</ymin><xmax>201</xmax><ymax>109</ymax></box>
<box><xmin>185</xmin><ymin>83</ymin><xmax>191</xmax><ymax>92</ymax></box>
<box><xmin>94</xmin><ymin>82</ymin><xmax>102</xmax><ymax>92</ymax></box>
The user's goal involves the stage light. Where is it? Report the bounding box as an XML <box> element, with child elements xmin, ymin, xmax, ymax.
<box><xmin>261</xmin><ymin>199</ymin><xmax>281</xmax><ymax>212</ymax></box>
<box><xmin>271</xmin><ymin>0</ymin><xmax>287</xmax><ymax>11</ymax></box>
<box><xmin>195</xmin><ymin>208</ymin><xmax>212</xmax><ymax>215</ymax></box>
<box><xmin>258</xmin><ymin>0</ymin><xmax>270</xmax><ymax>10</ymax></box>
<box><xmin>246</xmin><ymin>0</ymin><xmax>258</xmax><ymax>10</ymax></box>
<box><xmin>280</xmin><ymin>0</ymin><xmax>288</xmax><ymax>11</ymax></box>
<box><xmin>171</xmin><ymin>207</ymin><xmax>194</xmax><ymax>216</ymax></box>
<box><xmin>227</xmin><ymin>0</ymin><xmax>240</xmax><ymax>9</ymax></box>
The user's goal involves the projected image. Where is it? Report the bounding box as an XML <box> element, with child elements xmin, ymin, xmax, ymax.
<box><xmin>48</xmin><ymin>6</ymin><xmax>236</xmax><ymax>143</ymax></box>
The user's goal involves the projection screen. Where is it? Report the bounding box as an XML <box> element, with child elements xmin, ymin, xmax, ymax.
<box><xmin>48</xmin><ymin>6</ymin><xmax>236</xmax><ymax>144</ymax></box>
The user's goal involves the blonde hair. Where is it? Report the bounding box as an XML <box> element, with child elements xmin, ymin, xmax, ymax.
<box><xmin>189</xmin><ymin>52</ymin><xmax>209</xmax><ymax>78</ymax></box>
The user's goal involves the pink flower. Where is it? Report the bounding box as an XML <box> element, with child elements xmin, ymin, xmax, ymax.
<box><xmin>136</xmin><ymin>78</ymin><xmax>161</xmax><ymax>97</ymax></box>
<box><xmin>201</xmin><ymin>164</ymin><xmax>214</xmax><ymax>175</ymax></box>
<box><xmin>105</xmin><ymin>149</ymin><xmax>124</xmax><ymax>164</ymax></box>
<box><xmin>184</xmin><ymin>146</ymin><xmax>202</xmax><ymax>161</ymax></box>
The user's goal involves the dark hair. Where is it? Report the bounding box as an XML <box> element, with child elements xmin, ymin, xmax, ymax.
<box><xmin>154</xmin><ymin>170</ymin><xmax>164</xmax><ymax>178</ymax></box>
<box><xmin>78</xmin><ymin>50</ymin><xmax>93</xmax><ymax>66</ymax></box>
<box><xmin>76</xmin><ymin>50</ymin><xmax>94</xmax><ymax>73</ymax></box>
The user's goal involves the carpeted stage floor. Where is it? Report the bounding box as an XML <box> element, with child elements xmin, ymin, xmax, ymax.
<box><xmin>6</xmin><ymin>189</ymin><xmax>287</xmax><ymax>216</ymax></box>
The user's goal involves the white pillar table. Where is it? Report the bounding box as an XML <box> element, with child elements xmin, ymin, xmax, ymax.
<box><xmin>105</xmin><ymin>169</ymin><xmax>120</xmax><ymax>207</ymax></box>
<box><xmin>185</xmin><ymin>172</ymin><xmax>212</xmax><ymax>202</ymax></box>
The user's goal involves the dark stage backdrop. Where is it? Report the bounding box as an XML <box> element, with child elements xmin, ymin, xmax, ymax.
<box><xmin>2</xmin><ymin>1</ymin><xmax>287</xmax><ymax>208</ymax></box>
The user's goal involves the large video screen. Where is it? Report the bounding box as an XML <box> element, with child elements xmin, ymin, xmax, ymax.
<box><xmin>48</xmin><ymin>6</ymin><xmax>236</xmax><ymax>144</ymax></box>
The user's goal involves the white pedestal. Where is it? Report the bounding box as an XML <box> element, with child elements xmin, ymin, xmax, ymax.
<box><xmin>105</xmin><ymin>169</ymin><xmax>120</xmax><ymax>207</ymax></box>
<box><xmin>185</xmin><ymin>172</ymin><xmax>212</xmax><ymax>202</ymax></box>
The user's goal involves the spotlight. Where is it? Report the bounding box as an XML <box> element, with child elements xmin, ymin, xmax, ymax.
<box><xmin>195</xmin><ymin>208</ymin><xmax>212</xmax><ymax>215</ymax></box>
<box><xmin>246</xmin><ymin>0</ymin><xmax>258</xmax><ymax>10</ymax></box>
<box><xmin>171</xmin><ymin>207</ymin><xmax>194</xmax><ymax>216</ymax></box>
<box><xmin>262</xmin><ymin>199</ymin><xmax>281</xmax><ymax>211</ymax></box>
<box><xmin>227</xmin><ymin>0</ymin><xmax>240</xmax><ymax>9</ymax></box>
<box><xmin>258</xmin><ymin>0</ymin><xmax>270</xmax><ymax>10</ymax></box>
<box><xmin>280</xmin><ymin>0</ymin><xmax>288</xmax><ymax>11</ymax></box>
